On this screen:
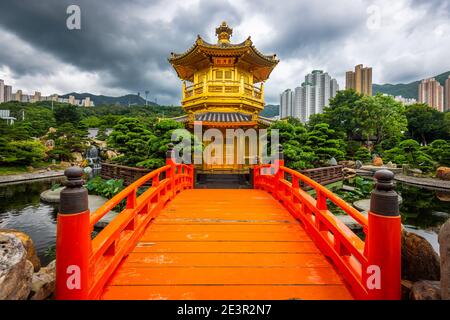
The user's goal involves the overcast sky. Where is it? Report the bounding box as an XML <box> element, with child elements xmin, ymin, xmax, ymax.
<box><xmin>0</xmin><ymin>0</ymin><xmax>449</xmax><ymax>105</ymax></box>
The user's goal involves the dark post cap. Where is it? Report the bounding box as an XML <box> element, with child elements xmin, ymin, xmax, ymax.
<box><xmin>370</xmin><ymin>169</ymin><xmax>399</xmax><ymax>216</ymax></box>
<box><xmin>374</xmin><ymin>169</ymin><xmax>395</xmax><ymax>191</ymax></box>
<box><xmin>60</xmin><ymin>166</ymin><xmax>88</xmax><ymax>214</ymax></box>
<box><xmin>64</xmin><ymin>166</ymin><xmax>84</xmax><ymax>188</ymax></box>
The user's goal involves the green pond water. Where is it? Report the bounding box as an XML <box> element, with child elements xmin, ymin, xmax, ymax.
<box><xmin>0</xmin><ymin>177</ymin><xmax>449</xmax><ymax>265</ymax></box>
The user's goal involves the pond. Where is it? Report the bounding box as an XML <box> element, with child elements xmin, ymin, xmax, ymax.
<box><xmin>396</xmin><ymin>181</ymin><xmax>450</xmax><ymax>252</ymax></box>
<box><xmin>0</xmin><ymin>178</ymin><xmax>63</xmax><ymax>265</ymax></box>
<box><xmin>0</xmin><ymin>176</ymin><xmax>448</xmax><ymax>266</ymax></box>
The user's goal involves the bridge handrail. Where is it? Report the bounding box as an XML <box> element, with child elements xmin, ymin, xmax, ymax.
<box><xmin>254</xmin><ymin>161</ymin><xmax>401</xmax><ymax>300</ymax></box>
<box><xmin>55</xmin><ymin>153</ymin><xmax>195</xmax><ymax>300</ymax></box>
<box><xmin>89</xmin><ymin>165</ymin><xmax>171</xmax><ymax>228</ymax></box>
<box><xmin>281</xmin><ymin>166</ymin><xmax>368</xmax><ymax>229</ymax></box>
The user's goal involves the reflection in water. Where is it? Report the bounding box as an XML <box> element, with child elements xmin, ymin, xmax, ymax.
<box><xmin>396</xmin><ymin>182</ymin><xmax>450</xmax><ymax>230</ymax></box>
<box><xmin>0</xmin><ymin>178</ymin><xmax>63</xmax><ymax>265</ymax></box>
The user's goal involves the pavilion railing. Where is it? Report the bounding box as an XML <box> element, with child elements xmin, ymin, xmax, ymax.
<box><xmin>55</xmin><ymin>146</ymin><xmax>194</xmax><ymax>300</ymax></box>
<box><xmin>183</xmin><ymin>80</ymin><xmax>263</xmax><ymax>101</ymax></box>
<box><xmin>254</xmin><ymin>158</ymin><xmax>401</xmax><ymax>300</ymax></box>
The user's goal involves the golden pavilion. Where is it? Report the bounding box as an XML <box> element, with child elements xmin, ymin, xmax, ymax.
<box><xmin>169</xmin><ymin>22</ymin><xmax>279</xmax><ymax>173</ymax></box>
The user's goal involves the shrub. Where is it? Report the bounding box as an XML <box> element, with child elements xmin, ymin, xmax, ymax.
<box><xmin>354</xmin><ymin>147</ymin><xmax>371</xmax><ymax>163</ymax></box>
<box><xmin>0</xmin><ymin>140</ymin><xmax>46</xmax><ymax>165</ymax></box>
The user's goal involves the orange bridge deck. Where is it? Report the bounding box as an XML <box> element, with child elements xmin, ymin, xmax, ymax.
<box><xmin>100</xmin><ymin>189</ymin><xmax>352</xmax><ymax>300</ymax></box>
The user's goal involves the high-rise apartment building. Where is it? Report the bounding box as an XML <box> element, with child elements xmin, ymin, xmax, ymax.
<box><xmin>345</xmin><ymin>64</ymin><xmax>372</xmax><ymax>96</ymax></box>
<box><xmin>4</xmin><ymin>85</ymin><xmax>12</xmax><ymax>102</ymax></box>
<box><xmin>445</xmin><ymin>76</ymin><xmax>450</xmax><ymax>111</ymax></box>
<box><xmin>418</xmin><ymin>78</ymin><xmax>444</xmax><ymax>111</ymax></box>
<box><xmin>14</xmin><ymin>90</ymin><xmax>23</xmax><ymax>102</ymax></box>
<box><xmin>280</xmin><ymin>89</ymin><xmax>293</xmax><ymax>119</ymax></box>
<box><xmin>31</xmin><ymin>91</ymin><xmax>41</xmax><ymax>103</ymax></box>
<box><xmin>0</xmin><ymin>79</ymin><xmax>4</xmax><ymax>103</ymax></box>
<box><xmin>280</xmin><ymin>70</ymin><xmax>339</xmax><ymax>122</ymax></box>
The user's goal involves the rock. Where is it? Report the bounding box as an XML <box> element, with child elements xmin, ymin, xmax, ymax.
<box><xmin>0</xmin><ymin>233</ymin><xmax>34</xmax><ymax>299</ymax></box>
<box><xmin>341</xmin><ymin>185</ymin><xmax>356</xmax><ymax>192</ymax></box>
<box><xmin>92</xmin><ymin>139</ymin><xmax>107</xmax><ymax>149</ymax></box>
<box><xmin>0</xmin><ymin>229</ymin><xmax>40</xmax><ymax>272</ymax></box>
<box><xmin>372</xmin><ymin>156</ymin><xmax>383</xmax><ymax>166</ymax></box>
<box><xmin>355</xmin><ymin>160</ymin><xmax>363</xmax><ymax>169</ymax></box>
<box><xmin>386</xmin><ymin>161</ymin><xmax>397</xmax><ymax>168</ymax></box>
<box><xmin>342</xmin><ymin>168</ymin><xmax>356</xmax><ymax>176</ymax></box>
<box><xmin>410</xmin><ymin>280</ymin><xmax>441</xmax><ymax>300</ymax></box>
<box><xmin>26</xmin><ymin>166</ymin><xmax>34</xmax><ymax>172</ymax></box>
<box><xmin>48</xmin><ymin>127</ymin><xmax>57</xmax><ymax>134</ymax></box>
<box><xmin>439</xmin><ymin>219</ymin><xmax>450</xmax><ymax>300</ymax></box>
<box><xmin>436</xmin><ymin>167</ymin><xmax>450</xmax><ymax>181</ymax></box>
<box><xmin>402</xmin><ymin>280</ymin><xmax>413</xmax><ymax>300</ymax></box>
<box><xmin>59</xmin><ymin>161</ymin><xmax>71</xmax><ymax>168</ymax></box>
<box><xmin>72</xmin><ymin>152</ymin><xmax>83</xmax><ymax>163</ymax></box>
<box><xmin>436</xmin><ymin>192</ymin><xmax>450</xmax><ymax>202</ymax></box>
<box><xmin>328</xmin><ymin>157</ymin><xmax>337</xmax><ymax>166</ymax></box>
<box><xmin>402</xmin><ymin>229</ymin><xmax>440</xmax><ymax>282</ymax></box>
<box><xmin>409</xmin><ymin>168</ymin><xmax>423</xmax><ymax>176</ymax></box>
<box><xmin>40</xmin><ymin>187</ymin><xmax>65</xmax><ymax>203</ymax></box>
<box><xmin>338</xmin><ymin>160</ymin><xmax>356</xmax><ymax>169</ymax></box>
<box><xmin>29</xmin><ymin>260</ymin><xmax>55</xmax><ymax>300</ymax></box>
<box><xmin>44</xmin><ymin>139</ymin><xmax>55</xmax><ymax>150</ymax></box>
<box><xmin>105</xmin><ymin>150</ymin><xmax>118</xmax><ymax>160</ymax></box>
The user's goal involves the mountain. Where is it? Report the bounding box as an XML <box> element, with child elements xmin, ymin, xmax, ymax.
<box><xmin>60</xmin><ymin>92</ymin><xmax>159</xmax><ymax>106</ymax></box>
<box><xmin>373</xmin><ymin>70</ymin><xmax>450</xmax><ymax>100</ymax></box>
<box><xmin>260</xmin><ymin>104</ymin><xmax>279</xmax><ymax>118</ymax></box>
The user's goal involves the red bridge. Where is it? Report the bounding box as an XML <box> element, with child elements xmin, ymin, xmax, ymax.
<box><xmin>55</xmin><ymin>147</ymin><xmax>401</xmax><ymax>300</ymax></box>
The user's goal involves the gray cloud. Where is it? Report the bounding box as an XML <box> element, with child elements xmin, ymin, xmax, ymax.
<box><xmin>0</xmin><ymin>0</ymin><xmax>449</xmax><ymax>104</ymax></box>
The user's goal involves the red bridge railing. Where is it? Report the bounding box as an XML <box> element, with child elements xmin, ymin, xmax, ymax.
<box><xmin>55</xmin><ymin>146</ymin><xmax>194</xmax><ymax>299</ymax></box>
<box><xmin>55</xmin><ymin>145</ymin><xmax>400</xmax><ymax>300</ymax></box>
<box><xmin>254</xmin><ymin>150</ymin><xmax>401</xmax><ymax>300</ymax></box>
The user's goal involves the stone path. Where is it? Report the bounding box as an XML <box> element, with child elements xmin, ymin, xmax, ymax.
<box><xmin>0</xmin><ymin>170</ymin><xmax>65</xmax><ymax>185</ymax></box>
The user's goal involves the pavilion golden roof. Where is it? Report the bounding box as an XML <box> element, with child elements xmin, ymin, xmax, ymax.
<box><xmin>169</xmin><ymin>22</ymin><xmax>279</xmax><ymax>83</ymax></box>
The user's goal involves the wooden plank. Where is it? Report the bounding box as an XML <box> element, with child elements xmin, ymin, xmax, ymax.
<box><xmin>133</xmin><ymin>241</ymin><xmax>320</xmax><ymax>253</ymax></box>
<box><xmin>139</xmin><ymin>231</ymin><xmax>311</xmax><ymax>242</ymax></box>
<box><xmin>100</xmin><ymin>188</ymin><xmax>353</xmax><ymax>300</ymax></box>
<box><xmin>107</xmin><ymin>266</ymin><xmax>344</xmax><ymax>286</ymax></box>
<box><xmin>147</xmin><ymin>223</ymin><xmax>303</xmax><ymax>233</ymax></box>
<box><xmin>101</xmin><ymin>284</ymin><xmax>352</xmax><ymax>300</ymax></box>
<box><xmin>123</xmin><ymin>252</ymin><xmax>330</xmax><ymax>267</ymax></box>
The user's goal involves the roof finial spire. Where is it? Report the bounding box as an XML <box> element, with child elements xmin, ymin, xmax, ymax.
<box><xmin>215</xmin><ymin>21</ymin><xmax>232</xmax><ymax>44</ymax></box>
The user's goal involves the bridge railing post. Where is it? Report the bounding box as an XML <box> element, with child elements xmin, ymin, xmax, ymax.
<box><xmin>251</xmin><ymin>156</ymin><xmax>259</xmax><ymax>189</ymax></box>
<box><xmin>366</xmin><ymin>169</ymin><xmax>401</xmax><ymax>300</ymax></box>
<box><xmin>166</xmin><ymin>143</ymin><xmax>176</xmax><ymax>196</ymax></box>
<box><xmin>273</xmin><ymin>145</ymin><xmax>284</xmax><ymax>198</ymax></box>
<box><xmin>55</xmin><ymin>166</ymin><xmax>91</xmax><ymax>300</ymax></box>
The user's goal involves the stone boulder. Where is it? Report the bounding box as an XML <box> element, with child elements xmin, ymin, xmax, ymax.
<box><xmin>439</xmin><ymin>219</ymin><xmax>450</xmax><ymax>300</ymax></box>
<box><xmin>372</xmin><ymin>156</ymin><xmax>383</xmax><ymax>166</ymax></box>
<box><xmin>410</xmin><ymin>280</ymin><xmax>441</xmax><ymax>300</ymax></box>
<box><xmin>436</xmin><ymin>167</ymin><xmax>450</xmax><ymax>181</ymax></box>
<box><xmin>386</xmin><ymin>161</ymin><xmax>397</xmax><ymax>168</ymax></box>
<box><xmin>1</xmin><ymin>229</ymin><xmax>40</xmax><ymax>271</ymax></box>
<box><xmin>328</xmin><ymin>157</ymin><xmax>337</xmax><ymax>166</ymax></box>
<box><xmin>72</xmin><ymin>152</ymin><xmax>83</xmax><ymax>163</ymax></box>
<box><xmin>105</xmin><ymin>150</ymin><xmax>118</xmax><ymax>160</ymax></box>
<box><xmin>338</xmin><ymin>160</ymin><xmax>356</xmax><ymax>169</ymax></box>
<box><xmin>402</xmin><ymin>229</ymin><xmax>440</xmax><ymax>282</ymax></box>
<box><xmin>29</xmin><ymin>260</ymin><xmax>55</xmax><ymax>300</ymax></box>
<box><xmin>0</xmin><ymin>233</ymin><xmax>34</xmax><ymax>300</ymax></box>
